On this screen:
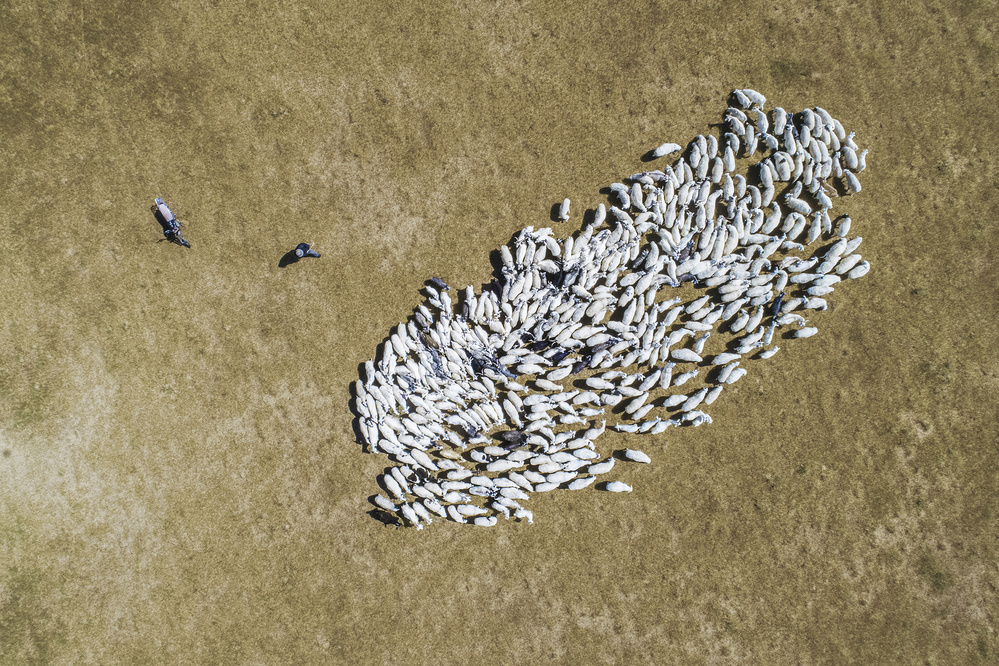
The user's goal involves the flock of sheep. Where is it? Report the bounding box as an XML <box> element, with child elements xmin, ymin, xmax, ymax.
<box><xmin>352</xmin><ymin>89</ymin><xmax>869</xmax><ymax>528</ymax></box>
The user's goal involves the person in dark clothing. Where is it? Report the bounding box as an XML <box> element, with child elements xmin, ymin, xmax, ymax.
<box><xmin>295</xmin><ymin>243</ymin><xmax>321</xmax><ymax>259</ymax></box>
<box><xmin>164</xmin><ymin>223</ymin><xmax>191</xmax><ymax>248</ymax></box>
<box><xmin>154</xmin><ymin>197</ymin><xmax>191</xmax><ymax>248</ymax></box>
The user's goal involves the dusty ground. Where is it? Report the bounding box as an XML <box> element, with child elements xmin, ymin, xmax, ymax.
<box><xmin>1</xmin><ymin>0</ymin><xmax>997</xmax><ymax>663</ymax></box>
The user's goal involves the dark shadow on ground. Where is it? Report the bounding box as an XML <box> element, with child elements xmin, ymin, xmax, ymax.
<box><xmin>278</xmin><ymin>250</ymin><xmax>301</xmax><ymax>268</ymax></box>
<box><xmin>367</xmin><ymin>508</ymin><xmax>402</xmax><ymax>528</ymax></box>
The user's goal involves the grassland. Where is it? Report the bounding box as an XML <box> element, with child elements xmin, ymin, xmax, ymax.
<box><xmin>1</xmin><ymin>0</ymin><xmax>997</xmax><ymax>662</ymax></box>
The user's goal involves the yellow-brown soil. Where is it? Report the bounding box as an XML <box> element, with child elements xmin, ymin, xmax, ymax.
<box><xmin>1</xmin><ymin>0</ymin><xmax>997</xmax><ymax>663</ymax></box>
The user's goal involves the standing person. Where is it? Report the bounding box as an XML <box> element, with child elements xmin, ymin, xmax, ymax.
<box><xmin>295</xmin><ymin>243</ymin><xmax>321</xmax><ymax>259</ymax></box>
<box><xmin>154</xmin><ymin>198</ymin><xmax>191</xmax><ymax>248</ymax></box>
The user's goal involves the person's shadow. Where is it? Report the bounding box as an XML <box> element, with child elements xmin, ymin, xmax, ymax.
<box><xmin>278</xmin><ymin>250</ymin><xmax>301</xmax><ymax>268</ymax></box>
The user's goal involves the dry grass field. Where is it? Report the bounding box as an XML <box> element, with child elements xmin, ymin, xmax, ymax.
<box><xmin>1</xmin><ymin>0</ymin><xmax>997</xmax><ymax>663</ymax></box>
